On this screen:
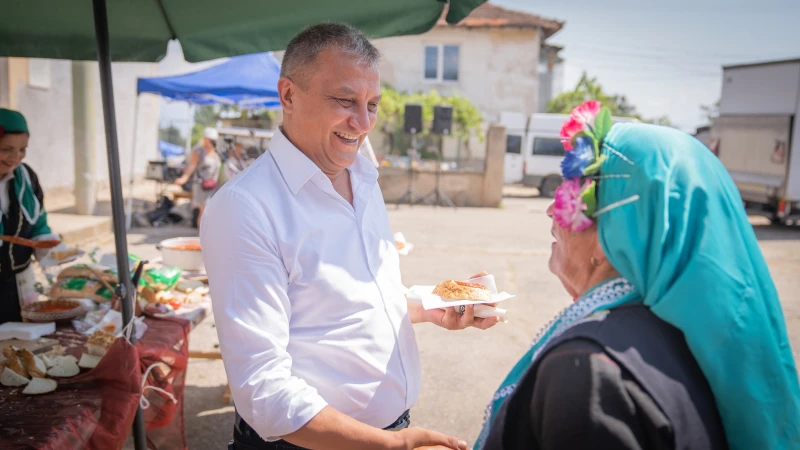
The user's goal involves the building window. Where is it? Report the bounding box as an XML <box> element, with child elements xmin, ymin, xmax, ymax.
<box><xmin>532</xmin><ymin>137</ymin><xmax>565</xmax><ymax>157</ymax></box>
<box><xmin>424</xmin><ymin>44</ymin><xmax>460</xmax><ymax>82</ymax></box>
<box><xmin>424</xmin><ymin>46</ymin><xmax>438</xmax><ymax>80</ymax></box>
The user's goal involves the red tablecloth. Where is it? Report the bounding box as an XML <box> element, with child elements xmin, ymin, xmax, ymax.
<box><xmin>0</xmin><ymin>316</ymin><xmax>190</xmax><ymax>450</ymax></box>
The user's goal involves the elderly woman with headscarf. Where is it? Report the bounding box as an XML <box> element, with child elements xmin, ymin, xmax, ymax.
<box><xmin>0</xmin><ymin>108</ymin><xmax>62</xmax><ymax>324</ymax></box>
<box><xmin>474</xmin><ymin>101</ymin><xmax>800</xmax><ymax>450</ymax></box>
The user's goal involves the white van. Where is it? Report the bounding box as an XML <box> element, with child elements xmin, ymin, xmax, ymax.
<box><xmin>502</xmin><ymin>112</ymin><xmax>635</xmax><ymax>196</ymax></box>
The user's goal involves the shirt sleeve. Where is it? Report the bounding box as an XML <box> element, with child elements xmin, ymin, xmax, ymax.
<box><xmin>200</xmin><ymin>187</ymin><xmax>328</xmax><ymax>439</ymax></box>
<box><xmin>529</xmin><ymin>339</ymin><xmax>673</xmax><ymax>450</ymax></box>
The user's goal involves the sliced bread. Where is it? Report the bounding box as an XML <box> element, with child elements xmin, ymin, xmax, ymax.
<box><xmin>1</xmin><ymin>366</ymin><xmax>30</xmax><ymax>387</ymax></box>
<box><xmin>47</xmin><ymin>357</ymin><xmax>80</xmax><ymax>378</ymax></box>
<box><xmin>22</xmin><ymin>377</ymin><xmax>57</xmax><ymax>395</ymax></box>
<box><xmin>19</xmin><ymin>349</ymin><xmax>46</xmax><ymax>378</ymax></box>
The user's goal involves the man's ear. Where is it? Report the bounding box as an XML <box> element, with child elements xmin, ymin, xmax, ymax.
<box><xmin>278</xmin><ymin>77</ymin><xmax>295</xmax><ymax>113</ymax></box>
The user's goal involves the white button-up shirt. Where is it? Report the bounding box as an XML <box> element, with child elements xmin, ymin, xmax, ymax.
<box><xmin>200</xmin><ymin>129</ymin><xmax>421</xmax><ymax>440</ymax></box>
<box><xmin>0</xmin><ymin>171</ymin><xmax>14</xmax><ymax>216</ymax></box>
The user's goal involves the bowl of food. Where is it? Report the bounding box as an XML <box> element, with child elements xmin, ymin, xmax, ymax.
<box><xmin>21</xmin><ymin>299</ymin><xmax>85</xmax><ymax>323</ymax></box>
<box><xmin>157</xmin><ymin>237</ymin><xmax>204</xmax><ymax>271</ymax></box>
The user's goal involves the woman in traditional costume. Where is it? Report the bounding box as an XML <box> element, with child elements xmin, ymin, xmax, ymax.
<box><xmin>0</xmin><ymin>108</ymin><xmax>61</xmax><ymax>324</ymax></box>
<box><xmin>476</xmin><ymin>101</ymin><xmax>800</xmax><ymax>450</ymax></box>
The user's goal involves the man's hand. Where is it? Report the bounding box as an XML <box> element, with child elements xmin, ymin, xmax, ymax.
<box><xmin>420</xmin><ymin>304</ymin><xmax>499</xmax><ymax>330</ymax></box>
<box><xmin>393</xmin><ymin>427</ymin><xmax>467</xmax><ymax>450</ymax></box>
<box><xmin>407</xmin><ymin>270</ymin><xmax>500</xmax><ymax>330</ymax></box>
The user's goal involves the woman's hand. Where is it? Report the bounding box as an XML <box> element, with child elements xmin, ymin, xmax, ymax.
<box><xmin>392</xmin><ymin>427</ymin><xmax>467</xmax><ymax>450</ymax></box>
<box><xmin>174</xmin><ymin>176</ymin><xmax>189</xmax><ymax>186</ymax></box>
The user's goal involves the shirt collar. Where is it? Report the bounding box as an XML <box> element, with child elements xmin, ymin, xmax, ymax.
<box><xmin>270</xmin><ymin>127</ymin><xmax>379</xmax><ymax>195</ymax></box>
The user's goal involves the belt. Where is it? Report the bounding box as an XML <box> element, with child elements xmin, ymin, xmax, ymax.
<box><xmin>231</xmin><ymin>409</ymin><xmax>411</xmax><ymax>450</ymax></box>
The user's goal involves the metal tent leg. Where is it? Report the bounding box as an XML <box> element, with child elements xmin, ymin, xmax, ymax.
<box><xmin>91</xmin><ymin>0</ymin><xmax>147</xmax><ymax>449</ymax></box>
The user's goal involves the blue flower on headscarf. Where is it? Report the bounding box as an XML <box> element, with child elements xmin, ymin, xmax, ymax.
<box><xmin>561</xmin><ymin>136</ymin><xmax>594</xmax><ymax>178</ymax></box>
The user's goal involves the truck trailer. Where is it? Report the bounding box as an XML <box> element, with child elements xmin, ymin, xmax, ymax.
<box><xmin>711</xmin><ymin>58</ymin><xmax>800</xmax><ymax>224</ymax></box>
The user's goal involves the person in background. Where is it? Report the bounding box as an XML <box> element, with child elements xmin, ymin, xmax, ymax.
<box><xmin>220</xmin><ymin>141</ymin><xmax>247</xmax><ymax>185</ymax></box>
<box><xmin>0</xmin><ymin>108</ymin><xmax>64</xmax><ymax>324</ymax></box>
<box><xmin>475</xmin><ymin>101</ymin><xmax>800</xmax><ymax>450</ymax></box>
<box><xmin>202</xmin><ymin>23</ymin><xmax>498</xmax><ymax>450</ymax></box>
<box><xmin>174</xmin><ymin>127</ymin><xmax>221</xmax><ymax>228</ymax></box>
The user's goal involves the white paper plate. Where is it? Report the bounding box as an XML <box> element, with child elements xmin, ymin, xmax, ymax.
<box><xmin>406</xmin><ymin>285</ymin><xmax>515</xmax><ymax>310</ymax></box>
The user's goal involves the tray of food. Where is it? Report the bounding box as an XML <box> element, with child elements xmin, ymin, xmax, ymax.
<box><xmin>0</xmin><ymin>329</ymin><xmax>115</xmax><ymax>395</ymax></box>
<box><xmin>21</xmin><ymin>299</ymin><xmax>85</xmax><ymax>323</ymax></box>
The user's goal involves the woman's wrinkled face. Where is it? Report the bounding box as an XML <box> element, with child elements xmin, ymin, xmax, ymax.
<box><xmin>0</xmin><ymin>133</ymin><xmax>28</xmax><ymax>177</ymax></box>
<box><xmin>546</xmin><ymin>201</ymin><xmax>601</xmax><ymax>298</ymax></box>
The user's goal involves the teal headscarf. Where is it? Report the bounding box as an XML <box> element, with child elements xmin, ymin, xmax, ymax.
<box><xmin>475</xmin><ymin>123</ymin><xmax>800</xmax><ymax>449</ymax></box>
<box><xmin>598</xmin><ymin>122</ymin><xmax>800</xmax><ymax>449</ymax></box>
<box><xmin>0</xmin><ymin>108</ymin><xmax>50</xmax><ymax>238</ymax></box>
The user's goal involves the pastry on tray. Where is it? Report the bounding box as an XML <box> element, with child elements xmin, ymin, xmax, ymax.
<box><xmin>87</xmin><ymin>330</ymin><xmax>115</xmax><ymax>357</ymax></box>
<box><xmin>431</xmin><ymin>280</ymin><xmax>492</xmax><ymax>302</ymax></box>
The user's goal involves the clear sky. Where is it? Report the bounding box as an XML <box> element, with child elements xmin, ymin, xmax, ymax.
<box><xmin>493</xmin><ymin>0</ymin><xmax>800</xmax><ymax>131</ymax></box>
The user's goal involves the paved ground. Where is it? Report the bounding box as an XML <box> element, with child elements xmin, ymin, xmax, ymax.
<box><xmin>120</xmin><ymin>195</ymin><xmax>800</xmax><ymax>449</ymax></box>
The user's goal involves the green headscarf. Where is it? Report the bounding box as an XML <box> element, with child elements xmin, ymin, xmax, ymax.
<box><xmin>598</xmin><ymin>122</ymin><xmax>800</xmax><ymax>449</ymax></box>
<box><xmin>0</xmin><ymin>108</ymin><xmax>29</xmax><ymax>135</ymax></box>
<box><xmin>0</xmin><ymin>108</ymin><xmax>50</xmax><ymax>238</ymax></box>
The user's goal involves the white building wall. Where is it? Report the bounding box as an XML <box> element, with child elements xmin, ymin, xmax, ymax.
<box><xmin>3</xmin><ymin>58</ymin><xmax>160</xmax><ymax>190</ymax></box>
<box><xmin>372</xmin><ymin>27</ymin><xmax>541</xmax><ymax>124</ymax></box>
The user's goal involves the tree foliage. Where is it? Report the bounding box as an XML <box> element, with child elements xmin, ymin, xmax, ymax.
<box><xmin>547</xmin><ymin>72</ymin><xmax>675</xmax><ymax>127</ymax></box>
<box><xmin>700</xmin><ymin>99</ymin><xmax>720</xmax><ymax>123</ymax></box>
<box><xmin>376</xmin><ymin>85</ymin><xmax>484</xmax><ymax>154</ymax></box>
<box><xmin>158</xmin><ymin>125</ymin><xmax>185</xmax><ymax>146</ymax></box>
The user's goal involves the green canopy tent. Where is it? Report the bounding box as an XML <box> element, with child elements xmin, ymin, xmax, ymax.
<box><xmin>0</xmin><ymin>0</ymin><xmax>486</xmax><ymax>448</ymax></box>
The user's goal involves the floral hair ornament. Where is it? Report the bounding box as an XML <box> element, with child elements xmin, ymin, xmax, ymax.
<box><xmin>554</xmin><ymin>101</ymin><xmax>614</xmax><ymax>232</ymax></box>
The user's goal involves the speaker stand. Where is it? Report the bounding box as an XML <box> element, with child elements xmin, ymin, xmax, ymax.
<box><xmin>422</xmin><ymin>151</ymin><xmax>456</xmax><ymax>209</ymax></box>
<box><xmin>395</xmin><ymin>132</ymin><xmax>430</xmax><ymax>208</ymax></box>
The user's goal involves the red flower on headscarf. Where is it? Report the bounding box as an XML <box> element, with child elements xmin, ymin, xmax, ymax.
<box><xmin>559</xmin><ymin>117</ymin><xmax>584</xmax><ymax>150</ymax></box>
<box><xmin>560</xmin><ymin>101</ymin><xmax>603</xmax><ymax>150</ymax></box>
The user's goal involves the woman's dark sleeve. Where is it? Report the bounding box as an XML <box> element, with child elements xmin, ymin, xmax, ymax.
<box><xmin>23</xmin><ymin>163</ymin><xmax>45</xmax><ymax>204</ymax></box>
<box><xmin>529</xmin><ymin>339</ymin><xmax>673</xmax><ymax>450</ymax></box>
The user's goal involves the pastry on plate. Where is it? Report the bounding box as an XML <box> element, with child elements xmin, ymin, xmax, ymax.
<box><xmin>432</xmin><ymin>280</ymin><xmax>491</xmax><ymax>302</ymax></box>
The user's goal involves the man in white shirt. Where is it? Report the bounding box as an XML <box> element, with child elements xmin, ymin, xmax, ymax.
<box><xmin>201</xmin><ymin>23</ymin><xmax>498</xmax><ymax>450</ymax></box>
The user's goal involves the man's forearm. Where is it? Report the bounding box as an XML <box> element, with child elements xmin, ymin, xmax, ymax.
<box><xmin>282</xmin><ymin>406</ymin><xmax>400</xmax><ymax>450</ymax></box>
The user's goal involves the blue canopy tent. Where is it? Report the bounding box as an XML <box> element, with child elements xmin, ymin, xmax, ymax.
<box><xmin>127</xmin><ymin>52</ymin><xmax>282</xmax><ymax>229</ymax></box>
<box><xmin>137</xmin><ymin>52</ymin><xmax>282</xmax><ymax>108</ymax></box>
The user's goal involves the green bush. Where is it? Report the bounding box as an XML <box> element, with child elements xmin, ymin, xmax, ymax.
<box><xmin>376</xmin><ymin>85</ymin><xmax>484</xmax><ymax>156</ymax></box>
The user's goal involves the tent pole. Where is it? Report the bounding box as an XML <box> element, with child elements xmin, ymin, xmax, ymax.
<box><xmin>126</xmin><ymin>94</ymin><xmax>141</xmax><ymax>231</ymax></box>
<box><xmin>90</xmin><ymin>0</ymin><xmax>147</xmax><ymax>449</ymax></box>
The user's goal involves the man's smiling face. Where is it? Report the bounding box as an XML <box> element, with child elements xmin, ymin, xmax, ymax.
<box><xmin>280</xmin><ymin>48</ymin><xmax>381</xmax><ymax>174</ymax></box>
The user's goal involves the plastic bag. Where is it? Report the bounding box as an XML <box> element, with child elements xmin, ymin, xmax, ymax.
<box><xmin>141</xmin><ymin>266</ymin><xmax>182</xmax><ymax>291</ymax></box>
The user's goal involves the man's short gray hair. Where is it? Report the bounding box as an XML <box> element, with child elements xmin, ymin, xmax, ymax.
<box><xmin>281</xmin><ymin>23</ymin><xmax>381</xmax><ymax>88</ymax></box>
